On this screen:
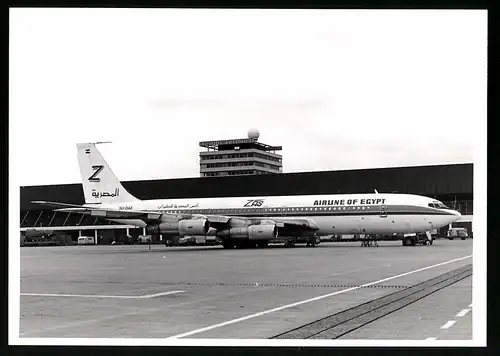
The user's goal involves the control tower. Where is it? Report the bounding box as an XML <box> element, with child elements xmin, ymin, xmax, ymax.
<box><xmin>199</xmin><ymin>129</ymin><xmax>283</xmax><ymax>177</ymax></box>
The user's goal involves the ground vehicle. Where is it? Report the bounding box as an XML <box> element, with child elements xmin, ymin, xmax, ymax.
<box><xmin>137</xmin><ymin>235</ymin><xmax>152</xmax><ymax>243</ymax></box>
<box><xmin>401</xmin><ymin>232</ymin><xmax>433</xmax><ymax>246</ymax></box>
<box><xmin>77</xmin><ymin>236</ymin><xmax>95</xmax><ymax>245</ymax></box>
<box><xmin>447</xmin><ymin>227</ymin><xmax>469</xmax><ymax>240</ymax></box>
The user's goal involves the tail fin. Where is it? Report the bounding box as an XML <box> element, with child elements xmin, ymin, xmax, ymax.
<box><xmin>77</xmin><ymin>142</ymin><xmax>140</xmax><ymax>204</ymax></box>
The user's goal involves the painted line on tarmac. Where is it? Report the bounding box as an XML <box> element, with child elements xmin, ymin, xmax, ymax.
<box><xmin>167</xmin><ymin>255</ymin><xmax>472</xmax><ymax>339</ymax></box>
<box><xmin>456</xmin><ymin>308</ymin><xmax>471</xmax><ymax>318</ymax></box>
<box><xmin>20</xmin><ymin>290</ymin><xmax>185</xmax><ymax>299</ymax></box>
<box><xmin>441</xmin><ymin>320</ymin><xmax>456</xmax><ymax>329</ymax></box>
<box><xmin>141</xmin><ymin>291</ymin><xmax>186</xmax><ymax>298</ymax></box>
<box><xmin>425</xmin><ymin>337</ymin><xmax>437</xmax><ymax>340</ymax></box>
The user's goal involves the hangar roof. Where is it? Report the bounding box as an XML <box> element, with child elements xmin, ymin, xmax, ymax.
<box><xmin>20</xmin><ymin>163</ymin><xmax>473</xmax><ymax>211</ymax></box>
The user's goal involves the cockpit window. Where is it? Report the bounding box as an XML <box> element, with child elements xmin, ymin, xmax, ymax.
<box><xmin>429</xmin><ymin>201</ymin><xmax>450</xmax><ymax>209</ymax></box>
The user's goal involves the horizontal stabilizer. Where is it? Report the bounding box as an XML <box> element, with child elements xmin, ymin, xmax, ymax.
<box><xmin>31</xmin><ymin>200</ymin><xmax>163</xmax><ymax>222</ymax></box>
<box><xmin>31</xmin><ymin>201</ymin><xmax>91</xmax><ymax>209</ymax></box>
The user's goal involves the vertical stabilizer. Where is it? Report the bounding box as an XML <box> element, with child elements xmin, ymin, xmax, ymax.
<box><xmin>76</xmin><ymin>143</ymin><xmax>140</xmax><ymax>204</ymax></box>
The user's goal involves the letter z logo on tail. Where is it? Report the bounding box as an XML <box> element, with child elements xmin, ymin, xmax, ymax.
<box><xmin>88</xmin><ymin>165</ymin><xmax>104</xmax><ymax>182</ymax></box>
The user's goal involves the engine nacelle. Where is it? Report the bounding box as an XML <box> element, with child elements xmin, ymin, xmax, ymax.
<box><xmin>146</xmin><ymin>219</ymin><xmax>210</xmax><ymax>237</ymax></box>
<box><xmin>216</xmin><ymin>224</ymin><xmax>278</xmax><ymax>240</ymax></box>
<box><xmin>248</xmin><ymin>224</ymin><xmax>278</xmax><ymax>240</ymax></box>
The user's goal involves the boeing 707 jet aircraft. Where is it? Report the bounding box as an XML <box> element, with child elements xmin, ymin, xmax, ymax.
<box><xmin>32</xmin><ymin>142</ymin><xmax>462</xmax><ymax>248</ymax></box>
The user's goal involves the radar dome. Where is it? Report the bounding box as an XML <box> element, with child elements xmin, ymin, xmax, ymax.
<box><xmin>247</xmin><ymin>128</ymin><xmax>260</xmax><ymax>140</ymax></box>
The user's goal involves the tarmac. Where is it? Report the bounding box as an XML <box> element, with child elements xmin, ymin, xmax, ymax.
<box><xmin>19</xmin><ymin>239</ymin><xmax>473</xmax><ymax>340</ymax></box>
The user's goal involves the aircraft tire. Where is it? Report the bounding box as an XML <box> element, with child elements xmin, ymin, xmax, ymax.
<box><xmin>222</xmin><ymin>241</ymin><xmax>234</xmax><ymax>249</ymax></box>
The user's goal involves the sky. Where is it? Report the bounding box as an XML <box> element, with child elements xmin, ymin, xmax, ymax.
<box><xmin>10</xmin><ymin>8</ymin><xmax>487</xmax><ymax>186</ymax></box>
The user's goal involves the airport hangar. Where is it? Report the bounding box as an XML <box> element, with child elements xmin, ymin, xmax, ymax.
<box><xmin>20</xmin><ymin>163</ymin><xmax>473</xmax><ymax>244</ymax></box>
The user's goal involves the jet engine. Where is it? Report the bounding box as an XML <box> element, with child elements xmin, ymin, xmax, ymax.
<box><xmin>146</xmin><ymin>218</ymin><xmax>210</xmax><ymax>237</ymax></box>
<box><xmin>216</xmin><ymin>224</ymin><xmax>278</xmax><ymax>240</ymax></box>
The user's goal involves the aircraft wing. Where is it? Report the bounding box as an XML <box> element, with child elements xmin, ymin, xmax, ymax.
<box><xmin>262</xmin><ymin>217</ymin><xmax>320</xmax><ymax>234</ymax></box>
<box><xmin>206</xmin><ymin>215</ymin><xmax>320</xmax><ymax>235</ymax></box>
<box><xmin>31</xmin><ymin>201</ymin><xmax>167</xmax><ymax>222</ymax></box>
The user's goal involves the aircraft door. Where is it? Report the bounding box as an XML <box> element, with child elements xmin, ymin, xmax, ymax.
<box><xmin>380</xmin><ymin>204</ymin><xmax>387</xmax><ymax>218</ymax></box>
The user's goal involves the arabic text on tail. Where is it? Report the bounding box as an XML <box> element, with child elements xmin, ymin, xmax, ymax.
<box><xmin>76</xmin><ymin>142</ymin><xmax>140</xmax><ymax>204</ymax></box>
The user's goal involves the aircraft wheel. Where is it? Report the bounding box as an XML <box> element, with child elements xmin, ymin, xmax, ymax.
<box><xmin>222</xmin><ymin>241</ymin><xmax>234</xmax><ymax>249</ymax></box>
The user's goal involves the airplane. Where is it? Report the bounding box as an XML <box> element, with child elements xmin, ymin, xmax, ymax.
<box><xmin>31</xmin><ymin>142</ymin><xmax>462</xmax><ymax>249</ymax></box>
